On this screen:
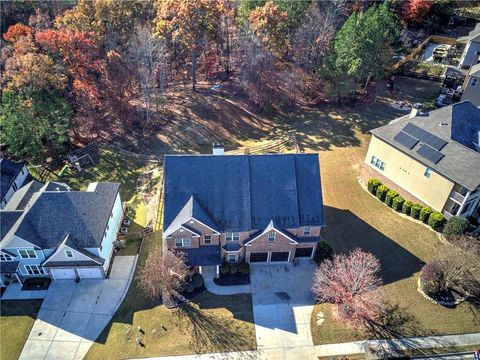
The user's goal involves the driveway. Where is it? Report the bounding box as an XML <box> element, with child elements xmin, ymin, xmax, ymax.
<box><xmin>250</xmin><ymin>260</ymin><xmax>317</xmax><ymax>359</ymax></box>
<box><xmin>19</xmin><ymin>256</ymin><xmax>136</xmax><ymax>360</ymax></box>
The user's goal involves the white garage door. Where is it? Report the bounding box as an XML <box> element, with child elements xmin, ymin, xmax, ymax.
<box><xmin>51</xmin><ymin>268</ymin><xmax>76</xmax><ymax>280</ymax></box>
<box><xmin>77</xmin><ymin>268</ymin><xmax>103</xmax><ymax>279</ymax></box>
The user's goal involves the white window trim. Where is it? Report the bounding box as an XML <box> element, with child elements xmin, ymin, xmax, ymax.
<box><xmin>204</xmin><ymin>234</ymin><xmax>212</xmax><ymax>244</ymax></box>
<box><xmin>303</xmin><ymin>227</ymin><xmax>311</xmax><ymax>236</ymax></box>
<box><xmin>23</xmin><ymin>265</ymin><xmax>46</xmax><ymax>276</ymax></box>
<box><xmin>175</xmin><ymin>238</ymin><xmax>191</xmax><ymax>247</ymax></box>
<box><xmin>0</xmin><ymin>254</ymin><xmax>14</xmax><ymax>261</ymax></box>
<box><xmin>267</xmin><ymin>232</ymin><xmax>276</xmax><ymax>242</ymax></box>
<box><xmin>65</xmin><ymin>250</ymin><xmax>74</xmax><ymax>258</ymax></box>
<box><xmin>225</xmin><ymin>232</ymin><xmax>240</xmax><ymax>241</ymax></box>
<box><xmin>227</xmin><ymin>253</ymin><xmax>236</xmax><ymax>262</ymax></box>
<box><xmin>18</xmin><ymin>249</ymin><xmax>37</xmax><ymax>259</ymax></box>
<box><xmin>471</xmin><ymin>78</ymin><xmax>478</xmax><ymax>87</ymax></box>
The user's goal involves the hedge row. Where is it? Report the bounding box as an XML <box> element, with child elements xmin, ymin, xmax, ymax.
<box><xmin>367</xmin><ymin>178</ymin><xmax>445</xmax><ymax>230</ymax></box>
<box><xmin>219</xmin><ymin>262</ymin><xmax>250</xmax><ymax>275</ymax></box>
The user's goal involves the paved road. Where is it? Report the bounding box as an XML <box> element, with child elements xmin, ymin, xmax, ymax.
<box><xmin>250</xmin><ymin>261</ymin><xmax>317</xmax><ymax>360</ymax></box>
<box><xmin>19</xmin><ymin>256</ymin><xmax>136</xmax><ymax>360</ymax></box>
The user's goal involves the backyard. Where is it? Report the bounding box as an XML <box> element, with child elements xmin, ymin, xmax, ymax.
<box><xmin>0</xmin><ymin>300</ymin><xmax>42</xmax><ymax>360</ymax></box>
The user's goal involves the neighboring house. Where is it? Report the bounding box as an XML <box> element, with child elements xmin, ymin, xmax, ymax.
<box><xmin>0</xmin><ymin>158</ymin><xmax>29</xmax><ymax>209</ymax></box>
<box><xmin>361</xmin><ymin>101</ymin><xmax>480</xmax><ymax>220</ymax></box>
<box><xmin>163</xmin><ymin>149</ymin><xmax>325</xmax><ymax>276</ymax></box>
<box><xmin>0</xmin><ymin>181</ymin><xmax>123</xmax><ymax>286</ymax></box>
<box><xmin>458</xmin><ymin>22</ymin><xmax>480</xmax><ymax>69</ymax></box>
<box><xmin>461</xmin><ymin>62</ymin><xmax>480</xmax><ymax>107</ymax></box>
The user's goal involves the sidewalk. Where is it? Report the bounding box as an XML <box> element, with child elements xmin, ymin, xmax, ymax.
<box><xmin>202</xmin><ymin>265</ymin><xmax>251</xmax><ymax>295</ymax></box>
<box><xmin>1</xmin><ymin>283</ymin><xmax>47</xmax><ymax>300</ymax></box>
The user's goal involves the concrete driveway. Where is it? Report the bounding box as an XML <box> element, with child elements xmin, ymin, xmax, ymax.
<box><xmin>19</xmin><ymin>256</ymin><xmax>136</xmax><ymax>360</ymax></box>
<box><xmin>250</xmin><ymin>260</ymin><xmax>317</xmax><ymax>360</ymax></box>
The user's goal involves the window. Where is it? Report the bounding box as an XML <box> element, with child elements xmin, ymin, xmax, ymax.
<box><xmin>424</xmin><ymin>167</ymin><xmax>432</xmax><ymax>178</ymax></box>
<box><xmin>204</xmin><ymin>235</ymin><xmax>211</xmax><ymax>244</ymax></box>
<box><xmin>175</xmin><ymin>238</ymin><xmax>191</xmax><ymax>247</ymax></box>
<box><xmin>0</xmin><ymin>254</ymin><xmax>13</xmax><ymax>261</ymax></box>
<box><xmin>106</xmin><ymin>224</ymin><xmax>109</xmax><ymax>231</ymax></box>
<box><xmin>18</xmin><ymin>249</ymin><xmax>37</xmax><ymax>259</ymax></box>
<box><xmin>24</xmin><ymin>265</ymin><xmax>45</xmax><ymax>275</ymax></box>
<box><xmin>65</xmin><ymin>250</ymin><xmax>74</xmax><ymax>258</ymax></box>
<box><xmin>303</xmin><ymin>227</ymin><xmax>311</xmax><ymax>236</ymax></box>
<box><xmin>12</xmin><ymin>183</ymin><xmax>18</xmax><ymax>191</ymax></box>
<box><xmin>370</xmin><ymin>156</ymin><xmax>386</xmax><ymax>171</ymax></box>
<box><xmin>228</xmin><ymin>254</ymin><xmax>236</xmax><ymax>263</ymax></box>
<box><xmin>471</xmin><ymin>78</ymin><xmax>478</xmax><ymax>87</ymax></box>
<box><xmin>267</xmin><ymin>232</ymin><xmax>276</xmax><ymax>242</ymax></box>
<box><xmin>225</xmin><ymin>232</ymin><xmax>240</xmax><ymax>241</ymax></box>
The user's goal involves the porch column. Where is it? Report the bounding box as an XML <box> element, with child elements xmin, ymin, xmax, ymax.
<box><xmin>198</xmin><ymin>266</ymin><xmax>203</xmax><ymax>275</ymax></box>
<box><xmin>456</xmin><ymin>190</ymin><xmax>471</xmax><ymax>216</ymax></box>
<box><xmin>216</xmin><ymin>265</ymin><xmax>220</xmax><ymax>278</ymax></box>
<box><xmin>15</xmin><ymin>272</ymin><xmax>23</xmax><ymax>285</ymax></box>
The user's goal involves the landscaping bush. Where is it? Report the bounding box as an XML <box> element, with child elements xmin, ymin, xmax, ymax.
<box><xmin>367</xmin><ymin>178</ymin><xmax>382</xmax><ymax>195</ymax></box>
<box><xmin>220</xmin><ymin>263</ymin><xmax>230</xmax><ymax>275</ymax></box>
<box><xmin>385</xmin><ymin>190</ymin><xmax>399</xmax><ymax>207</ymax></box>
<box><xmin>420</xmin><ymin>261</ymin><xmax>446</xmax><ymax>296</ymax></box>
<box><xmin>428</xmin><ymin>211</ymin><xmax>445</xmax><ymax>229</ymax></box>
<box><xmin>419</xmin><ymin>207</ymin><xmax>433</xmax><ymax>223</ymax></box>
<box><xmin>229</xmin><ymin>264</ymin><xmax>238</xmax><ymax>275</ymax></box>
<box><xmin>443</xmin><ymin>216</ymin><xmax>470</xmax><ymax>236</ymax></box>
<box><xmin>376</xmin><ymin>185</ymin><xmax>389</xmax><ymax>202</ymax></box>
<box><xmin>191</xmin><ymin>273</ymin><xmax>204</xmax><ymax>289</ymax></box>
<box><xmin>238</xmin><ymin>263</ymin><xmax>250</xmax><ymax>275</ymax></box>
<box><xmin>402</xmin><ymin>200</ymin><xmax>413</xmax><ymax>215</ymax></box>
<box><xmin>410</xmin><ymin>204</ymin><xmax>422</xmax><ymax>219</ymax></box>
<box><xmin>391</xmin><ymin>196</ymin><xmax>404</xmax><ymax>211</ymax></box>
<box><xmin>184</xmin><ymin>282</ymin><xmax>195</xmax><ymax>293</ymax></box>
<box><xmin>313</xmin><ymin>240</ymin><xmax>334</xmax><ymax>265</ymax></box>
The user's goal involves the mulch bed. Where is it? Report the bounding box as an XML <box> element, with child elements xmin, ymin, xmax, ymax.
<box><xmin>213</xmin><ymin>273</ymin><xmax>250</xmax><ymax>286</ymax></box>
<box><xmin>22</xmin><ymin>278</ymin><xmax>51</xmax><ymax>291</ymax></box>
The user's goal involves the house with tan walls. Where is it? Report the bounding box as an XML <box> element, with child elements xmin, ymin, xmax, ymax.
<box><xmin>461</xmin><ymin>63</ymin><xmax>480</xmax><ymax>107</ymax></box>
<box><xmin>361</xmin><ymin>101</ymin><xmax>480</xmax><ymax>220</ymax></box>
<box><xmin>163</xmin><ymin>149</ymin><xmax>324</xmax><ymax>276</ymax></box>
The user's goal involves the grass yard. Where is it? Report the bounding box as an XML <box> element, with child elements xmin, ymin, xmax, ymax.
<box><xmin>0</xmin><ymin>300</ymin><xmax>43</xmax><ymax>360</ymax></box>
<box><xmin>85</xmin><ymin>231</ymin><xmax>256</xmax><ymax>359</ymax></box>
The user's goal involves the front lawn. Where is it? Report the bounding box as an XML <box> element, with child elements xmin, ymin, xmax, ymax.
<box><xmin>0</xmin><ymin>300</ymin><xmax>43</xmax><ymax>360</ymax></box>
<box><xmin>85</xmin><ymin>233</ymin><xmax>256</xmax><ymax>359</ymax></box>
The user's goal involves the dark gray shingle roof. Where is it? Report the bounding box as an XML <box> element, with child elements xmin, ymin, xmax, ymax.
<box><xmin>0</xmin><ymin>211</ymin><xmax>23</xmax><ymax>239</ymax></box>
<box><xmin>0</xmin><ymin>158</ymin><xmax>25</xmax><ymax>202</ymax></box>
<box><xmin>0</xmin><ymin>260</ymin><xmax>19</xmax><ymax>274</ymax></box>
<box><xmin>4</xmin><ymin>180</ymin><xmax>43</xmax><ymax>211</ymax></box>
<box><xmin>14</xmin><ymin>182</ymin><xmax>120</xmax><ymax>249</ymax></box>
<box><xmin>180</xmin><ymin>245</ymin><xmax>222</xmax><ymax>266</ymax></box>
<box><xmin>164</xmin><ymin>154</ymin><xmax>324</xmax><ymax>233</ymax></box>
<box><xmin>370</xmin><ymin>101</ymin><xmax>480</xmax><ymax>190</ymax></box>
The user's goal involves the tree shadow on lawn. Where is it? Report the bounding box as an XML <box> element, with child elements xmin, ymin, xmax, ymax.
<box><xmin>324</xmin><ymin>206</ymin><xmax>424</xmax><ymax>285</ymax></box>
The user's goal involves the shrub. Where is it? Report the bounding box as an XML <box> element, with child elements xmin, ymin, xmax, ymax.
<box><xmin>419</xmin><ymin>207</ymin><xmax>433</xmax><ymax>223</ymax></box>
<box><xmin>420</xmin><ymin>261</ymin><xmax>446</xmax><ymax>296</ymax></box>
<box><xmin>402</xmin><ymin>200</ymin><xmax>413</xmax><ymax>215</ymax></box>
<box><xmin>391</xmin><ymin>196</ymin><xmax>405</xmax><ymax>211</ymax></box>
<box><xmin>428</xmin><ymin>211</ymin><xmax>445</xmax><ymax>229</ymax></box>
<box><xmin>229</xmin><ymin>264</ymin><xmax>238</xmax><ymax>275</ymax></box>
<box><xmin>410</xmin><ymin>204</ymin><xmax>422</xmax><ymax>219</ymax></box>
<box><xmin>367</xmin><ymin>179</ymin><xmax>382</xmax><ymax>195</ymax></box>
<box><xmin>184</xmin><ymin>282</ymin><xmax>195</xmax><ymax>293</ymax></box>
<box><xmin>238</xmin><ymin>263</ymin><xmax>250</xmax><ymax>275</ymax></box>
<box><xmin>376</xmin><ymin>185</ymin><xmax>389</xmax><ymax>202</ymax></box>
<box><xmin>313</xmin><ymin>240</ymin><xmax>334</xmax><ymax>265</ymax></box>
<box><xmin>385</xmin><ymin>190</ymin><xmax>399</xmax><ymax>207</ymax></box>
<box><xmin>220</xmin><ymin>263</ymin><xmax>230</xmax><ymax>275</ymax></box>
<box><xmin>443</xmin><ymin>216</ymin><xmax>469</xmax><ymax>236</ymax></box>
<box><xmin>191</xmin><ymin>273</ymin><xmax>204</xmax><ymax>289</ymax></box>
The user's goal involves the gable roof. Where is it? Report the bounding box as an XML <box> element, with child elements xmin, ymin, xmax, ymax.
<box><xmin>468</xmin><ymin>63</ymin><xmax>480</xmax><ymax>78</ymax></box>
<box><xmin>0</xmin><ymin>158</ymin><xmax>25</xmax><ymax>202</ymax></box>
<box><xmin>4</xmin><ymin>180</ymin><xmax>43</xmax><ymax>211</ymax></box>
<box><xmin>1</xmin><ymin>182</ymin><xmax>120</xmax><ymax>249</ymax></box>
<box><xmin>470</xmin><ymin>22</ymin><xmax>480</xmax><ymax>42</ymax></box>
<box><xmin>370</xmin><ymin>101</ymin><xmax>480</xmax><ymax>190</ymax></box>
<box><xmin>244</xmin><ymin>220</ymin><xmax>298</xmax><ymax>245</ymax></box>
<box><xmin>163</xmin><ymin>154</ymin><xmax>324</xmax><ymax>233</ymax></box>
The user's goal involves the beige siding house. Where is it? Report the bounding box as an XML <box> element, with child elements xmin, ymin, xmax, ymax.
<box><xmin>461</xmin><ymin>63</ymin><xmax>480</xmax><ymax>107</ymax></box>
<box><xmin>362</xmin><ymin>101</ymin><xmax>480</xmax><ymax>219</ymax></box>
<box><xmin>163</xmin><ymin>151</ymin><xmax>325</xmax><ymax>275</ymax></box>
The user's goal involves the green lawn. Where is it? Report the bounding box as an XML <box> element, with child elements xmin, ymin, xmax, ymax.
<box><xmin>85</xmin><ymin>231</ymin><xmax>256</xmax><ymax>359</ymax></box>
<box><xmin>0</xmin><ymin>300</ymin><xmax>43</xmax><ymax>360</ymax></box>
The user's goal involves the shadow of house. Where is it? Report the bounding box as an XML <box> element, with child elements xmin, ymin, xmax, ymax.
<box><xmin>323</xmin><ymin>206</ymin><xmax>424</xmax><ymax>285</ymax></box>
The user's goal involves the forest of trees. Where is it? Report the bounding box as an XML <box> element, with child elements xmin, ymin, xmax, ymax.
<box><xmin>0</xmin><ymin>0</ymin><xmax>475</xmax><ymax>161</ymax></box>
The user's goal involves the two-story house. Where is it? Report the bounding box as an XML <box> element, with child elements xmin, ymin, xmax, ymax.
<box><xmin>0</xmin><ymin>158</ymin><xmax>29</xmax><ymax>209</ymax></box>
<box><xmin>163</xmin><ymin>150</ymin><xmax>325</xmax><ymax>276</ymax></box>
<box><xmin>0</xmin><ymin>181</ymin><xmax>123</xmax><ymax>286</ymax></box>
<box><xmin>458</xmin><ymin>22</ymin><xmax>480</xmax><ymax>69</ymax></box>
<box><xmin>361</xmin><ymin>101</ymin><xmax>480</xmax><ymax>220</ymax></box>
<box><xmin>461</xmin><ymin>62</ymin><xmax>480</xmax><ymax>107</ymax></box>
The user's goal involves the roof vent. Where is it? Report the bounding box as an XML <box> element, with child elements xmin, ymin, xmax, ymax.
<box><xmin>212</xmin><ymin>142</ymin><xmax>224</xmax><ymax>155</ymax></box>
<box><xmin>439</xmin><ymin>120</ymin><xmax>448</xmax><ymax>126</ymax></box>
<box><xmin>55</xmin><ymin>187</ymin><xmax>60</xmax><ymax>191</ymax></box>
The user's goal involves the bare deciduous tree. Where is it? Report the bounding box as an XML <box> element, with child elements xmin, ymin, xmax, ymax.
<box><xmin>137</xmin><ymin>248</ymin><xmax>189</xmax><ymax>304</ymax></box>
<box><xmin>312</xmin><ymin>248</ymin><xmax>383</xmax><ymax>327</ymax></box>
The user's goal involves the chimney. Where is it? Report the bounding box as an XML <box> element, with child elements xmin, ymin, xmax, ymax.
<box><xmin>212</xmin><ymin>142</ymin><xmax>224</xmax><ymax>155</ymax></box>
<box><xmin>409</xmin><ymin>103</ymin><xmax>422</xmax><ymax>118</ymax></box>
